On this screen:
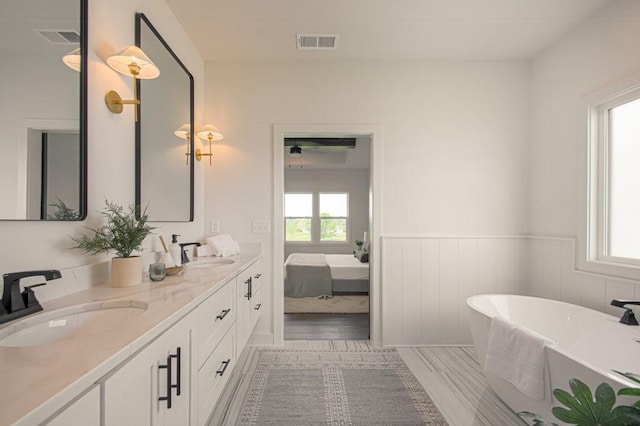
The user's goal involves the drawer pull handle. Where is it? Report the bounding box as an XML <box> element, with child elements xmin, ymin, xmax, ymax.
<box><xmin>216</xmin><ymin>359</ymin><xmax>231</xmax><ymax>377</ymax></box>
<box><xmin>174</xmin><ymin>347</ymin><xmax>181</xmax><ymax>396</ymax></box>
<box><xmin>158</xmin><ymin>355</ymin><xmax>173</xmax><ymax>409</ymax></box>
<box><xmin>216</xmin><ymin>308</ymin><xmax>231</xmax><ymax>320</ymax></box>
<box><xmin>254</xmin><ymin>303</ymin><xmax>262</xmax><ymax>311</ymax></box>
<box><xmin>254</xmin><ymin>273</ymin><xmax>262</xmax><ymax>279</ymax></box>
<box><xmin>245</xmin><ymin>277</ymin><xmax>252</xmax><ymax>300</ymax></box>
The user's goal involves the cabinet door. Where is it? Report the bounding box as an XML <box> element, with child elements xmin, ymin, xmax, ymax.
<box><xmin>104</xmin><ymin>339</ymin><xmax>163</xmax><ymax>426</ymax></box>
<box><xmin>162</xmin><ymin>312</ymin><xmax>195</xmax><ymax>426</ymax></box>
<box><xmin>236</xmin><ymin>273</ymin><xmax>252</xmax><ymax>351</ymax></box>
<box><xmin>251</xmin><ymin>286</ymin><xmax>262</xmax><ymax>329</ymax></box>
<box><xmin>46</xmin><ymin>386</ymin><xmax>100</xmax><ymax>426</ymax></box>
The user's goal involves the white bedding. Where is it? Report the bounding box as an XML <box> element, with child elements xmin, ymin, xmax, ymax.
<box><xmin>325</xmin><ymin>254</ymin><xmax>370</xmax><ymax>280</ymax></box>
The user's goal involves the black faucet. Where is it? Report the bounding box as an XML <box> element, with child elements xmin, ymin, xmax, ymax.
<box><xmin>610</xmin><ymin>299</ymin><xmax>640</xmax><ymax>325</ymax></box>
<box><xmin>1</xmin><ymin>270</ymin><xmax>61</xmax><ymax>324</ymax></box>
<box><xmin>178</xmin><ymin>242</ymin><xmax>201</xmax><ymax>264</ymax></box>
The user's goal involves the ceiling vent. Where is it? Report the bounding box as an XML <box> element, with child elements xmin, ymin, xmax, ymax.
<box><xmin>296</xmin><ymin>34</ymin><xmax>338</xmax><ymax>50</ymax></box>
<box><xmin>35</xmin><ymin>29</ymin><xmax>80</xmax><ymax>44</ymax></box>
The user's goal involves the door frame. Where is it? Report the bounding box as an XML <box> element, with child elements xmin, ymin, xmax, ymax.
<box><xmin>272</xmin><ymin>124</ymin><xmax>383</xmax><ymax>346</ymax></box>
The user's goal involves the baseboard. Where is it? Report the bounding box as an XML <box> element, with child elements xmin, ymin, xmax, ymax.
<box><xmin>248</xmin><ymin>332</ymin><xmax>274</xmax><ymax>346</ymax></box>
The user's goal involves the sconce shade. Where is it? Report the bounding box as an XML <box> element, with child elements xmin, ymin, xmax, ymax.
<box><xmin>107</xmin><ymin>46</ymin><xmax>160</xmax><ymax>79</ymax></box>
<box><xmin>197</xmin><ymin>124</ymin><xmax>224</xmax><ymax>141</ymax></box>
<box><xmin>174</xmin><ymin>124</ymin><xmax>191</xmax><ymax>139</ymax></box>
<box><xmin>62</xmin><ymin>48</ymin><xmax>81</xmax><ymax>72</ymax></box>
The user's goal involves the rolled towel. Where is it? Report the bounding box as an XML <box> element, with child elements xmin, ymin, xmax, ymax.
<box><xmin>196</xmin><ymin>245</ymin><xmax>213</xmax><ymax>258</ymax></box>
<box><xmin>206</xmin><ymin>233</ymin><xmax>240</xmax><ymax>257</ymax></box>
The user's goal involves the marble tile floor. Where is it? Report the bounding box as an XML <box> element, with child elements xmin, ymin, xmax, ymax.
<box><xmin>209</xmin><ymin>341</ymin><xmax>523</xmax><ymax>425</ymax></box>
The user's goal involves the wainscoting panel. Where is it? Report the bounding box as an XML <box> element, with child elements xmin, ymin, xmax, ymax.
<box><xmin>382</xmin><ymin>235</ymin><xmax>640</xmax><ymax>346</ymax></box>
<box><xmin>381</xmin><ymin>237</ymin><xmax>528</xmax><ymax>346</ymax></box>
<box><xmin>523</xmin><ymin>237</ymin><xmax>640</xmax><ymax>320</ymax></box>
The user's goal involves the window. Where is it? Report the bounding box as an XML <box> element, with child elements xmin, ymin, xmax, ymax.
<box><xmin>590</xmin><ymin>87</ymin><xmax>640</xmax><ymax>266</ymax></box>
<box><xmin>285</xmin><ymin>193</ymin><xmax>312</xmax><ymax>241</ymax></box>
<box><xmin>320</xmin><ymin>193</ymin><xmax>348</xmax><ymax>242</ymax></box>
<box><xmin>284</xmin><ymin>192</ymin><xmax>349</xmax><ymax>243</ymax></box>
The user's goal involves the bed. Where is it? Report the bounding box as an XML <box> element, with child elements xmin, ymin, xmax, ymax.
<box><xmin>284</xmin><ymin>253</ymin><xmax>369</xmax><ymax>298</ymax></box>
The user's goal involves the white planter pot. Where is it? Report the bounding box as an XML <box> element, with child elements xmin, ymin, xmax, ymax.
<box><xmin>111</xmin><ymin>256</ymin><xmax>142</xmax><ymax>287</ymax></box>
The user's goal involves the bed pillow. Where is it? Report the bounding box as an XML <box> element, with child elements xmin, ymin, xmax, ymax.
<box><xmin>355</xmin><ymin>248</ymin><xmax>369</xmax><ymax>263</ymax></box>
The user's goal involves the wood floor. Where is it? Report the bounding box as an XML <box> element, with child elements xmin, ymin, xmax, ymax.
<box><xmin>283</xmin><ymin>313</ymin><xmax>370</xmax><ymax>340</ymax></box>
<box><xmin>210</xmin><ymin>341</ymin><xmax>523</xmax><ymax>425</ymax></box>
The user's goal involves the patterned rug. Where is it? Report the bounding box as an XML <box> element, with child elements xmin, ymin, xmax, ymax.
<box><xmin>236</xmin><ymin>348</ymin><xmax>448</xmax><ymax>425</ymax></box>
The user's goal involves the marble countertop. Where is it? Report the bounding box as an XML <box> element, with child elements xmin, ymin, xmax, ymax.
<box><xmin>0</xmin><ymin>252</ymin><xmax>260</xmax><ymax>426</ymax></box>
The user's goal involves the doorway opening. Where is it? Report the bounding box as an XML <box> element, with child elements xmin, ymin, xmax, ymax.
<box><xmin>273</xmin><ymin>124</ymin><xmax>382</xmax><ymax>345</ymax></box>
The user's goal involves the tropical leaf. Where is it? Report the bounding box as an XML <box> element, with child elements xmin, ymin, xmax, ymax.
<box><xmin>551</xmin><ymin>379</ymin><xmax>640</xmax><ymax>425</ymax></box>
<box><xmin>613</xmin><ymin>371</ymin><xmax>640</xmax><ymax>386</ymax></box>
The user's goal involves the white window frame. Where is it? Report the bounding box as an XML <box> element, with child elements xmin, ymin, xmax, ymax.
<box><xmin>318</xmin><ymin>192</ymin><xmax>349</xmax><ymax>243</ymax></box>
<box><xmin>284</xmin><ymin>191</ymin><xmax>350</xmax><ymax>244</ymax></box>
<box><xmin>284</xmin><ymin>192</ymin><xmax>313</xmax><ymax>243</ymax></box>
<box><xmin>587</xmin><ymin>84</ymin><xmax>640</xmax><ymax>269</ymax></box>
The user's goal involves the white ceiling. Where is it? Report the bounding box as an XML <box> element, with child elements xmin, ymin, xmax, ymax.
<box><xmin>167</xmin><ymin>0</ymin><xmax>609</xmax><ymax>62</ymax></box>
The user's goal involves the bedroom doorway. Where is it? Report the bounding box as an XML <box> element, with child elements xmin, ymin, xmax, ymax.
<box><xmin>283</xmin><ymin>137</ymin><xmax>370</xmax><ymax>340</ymax></box>
<box><xmin>273</xmin><ymin>124</ymin><xmax>382</xmax><ymax>345</ymax></box>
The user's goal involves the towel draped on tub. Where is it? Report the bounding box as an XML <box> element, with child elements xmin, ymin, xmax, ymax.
<box><xmin>284</xmin><ymin>253</ymin><xmax>332</xmax><ymax>298</ymax></box>
<box><xmin>484</xmin><ymin>315</ymin><xmax>555</xmax><ymax>401</ymax></box>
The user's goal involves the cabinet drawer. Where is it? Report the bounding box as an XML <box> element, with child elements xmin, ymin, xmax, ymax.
<box><xmin>198</xmin><ymin>325</ymin><xmax>236</xmax><ymax>426</ymax></box>
<box><xmin>250</xmin><ymin>286</ymin><xmax>262</xmax><ymax>328</ymax></box>
<box><xmin>198</xmin><ymin>280</ymin><xmax>235</xmax><ymax>367</ymax></box>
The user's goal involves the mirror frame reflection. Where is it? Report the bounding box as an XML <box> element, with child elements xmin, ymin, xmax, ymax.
<box><xmin>0</xmin><ymin>0</ymin><xmax>88</xmax><ymax>221</ymax></box>
<box><xmin>135</xmin><ymin>13</ymin><xmax>195</xmax><ymax>222</ymax></box>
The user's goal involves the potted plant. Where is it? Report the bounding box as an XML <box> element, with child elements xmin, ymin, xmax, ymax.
<box><xmin>71</xmin><ymin>200</ymin><xmax>155</xmax><ymax>287</ymax></box>
<box><xmin>354</xmin><ymin>239</ymin><xmax>364</xmax><ymax>249</ymax></box>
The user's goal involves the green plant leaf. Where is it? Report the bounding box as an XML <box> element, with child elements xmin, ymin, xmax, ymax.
<box><xmin>594</xmin><ymin>382</ymin><xmax>617</xmax><ymax>419</ymax></box>
<box><xmin>619</xmin><ymin>388</ymin><xmax>640</xmax><ymax>397</ymax></box>
<box><xmin>70</xmin><ymin>200</ymin><xmax>155</xmax><ymax>258</ymax></box>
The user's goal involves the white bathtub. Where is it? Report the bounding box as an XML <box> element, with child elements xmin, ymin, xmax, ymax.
<box><xmin>467</xmin><ymin>294</ymin><xmax>640</xmax><ymax>424</ymax></box>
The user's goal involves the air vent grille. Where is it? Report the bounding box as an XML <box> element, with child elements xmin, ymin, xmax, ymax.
<box><xmin>296</xmin><ymin>33</ymin><xmax>338</xmax><ymax>50</ymax></box>
<box><xmin>35</xmin><ymin>30</ymin><xmax>80</xmax><ymax>44</ymax></box>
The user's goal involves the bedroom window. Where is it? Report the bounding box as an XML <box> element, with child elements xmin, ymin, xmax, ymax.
<box><xmin>590</xmin><ymin>87</ymin><xmax>640</xmax><ymax>266</ymax></box>
<box><xmin>319</xmin><ymin>193</ymin><xmax>348</xmax><ymax>242</ymax></box>
<box><xmin>284</xmin><ymin>192</ymin><xmax>350</xmax><ymax>243</ymax></box>
<box><xmin>285</xmin><ymin>193</ymin><xmax>312</xmax><ymax>241</ymax></box>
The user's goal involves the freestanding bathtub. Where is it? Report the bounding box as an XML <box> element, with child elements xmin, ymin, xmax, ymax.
<box><xmin>467</xmin><ymin>294</ymin><xmax>640</xmax><ymax>424</ymax></box>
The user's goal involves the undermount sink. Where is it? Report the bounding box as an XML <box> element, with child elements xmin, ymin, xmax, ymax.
<box><xmin>0</xmin><ymin>300</ymin><xmax>148</xmax><ymax>347</ymax></box>
<box><xmin>186</xmin><ymin>258</ymin><xmax>235</xmax><ymax>269</ymax></box>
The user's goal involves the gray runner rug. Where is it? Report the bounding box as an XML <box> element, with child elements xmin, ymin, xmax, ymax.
<box><xmin>230</xmin><ymin>348</ymin><xmax>448</xmax><ymax>425</ymax></box>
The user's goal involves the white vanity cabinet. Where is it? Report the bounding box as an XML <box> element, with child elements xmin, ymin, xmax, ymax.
<box><xmin>45</xmin><ymin>386</ymin><xmax>100</xmax><ymax>426</ymax></box>
<box><xmin>103</xmin><ymin>311</ymin><xmax>195</xmax><ymax>426</ymax></box>
<box><xmin>236</xmin><ymin>261</ymin><xmax>262</xmax><ymax>353</ymax></box>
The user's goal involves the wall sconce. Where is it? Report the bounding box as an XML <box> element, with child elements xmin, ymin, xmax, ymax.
<box><xmin>174</xmin><ymin>124</ymin><xmax>193</xmax><ymax>165</ymax></box>
<box><xmin>196</xmin><ymin>124</ymin><xmax>224</xmax><ymax>166</ymax></box>
<box><xmin>62</xmin><ymin>48</ymin><xmax>81</xmax><ymax>72</ymax></box>
<box><xmin>104</xmin><ymin>46</ymin><xmax>159</xmax><ymax>120</ymax></box>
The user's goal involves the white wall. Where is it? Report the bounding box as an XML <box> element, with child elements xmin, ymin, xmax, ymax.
<box><xmin>0</xmin><ymin>0</ymin><xmax>205</xmax><ymax>281</ymax></box>
<box><xmin>284</xmin><ymin>168</ymin><xmax>369</xmax><ymax>258</ymax></box>
<box><xmin>204</xmin><ymin>60</ymin><xmax>531</xmax><ymax>342</ymax></box>
<box><xmin>528</xmin><ymin>1</ymin><xmax>640</xmax><ymax>287</ymax></box>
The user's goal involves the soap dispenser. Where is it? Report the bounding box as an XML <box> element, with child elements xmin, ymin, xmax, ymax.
<box><xmin>170</xmin><ymin>234</ymin><xmax>182</xmax><ymax>267</ymax></box>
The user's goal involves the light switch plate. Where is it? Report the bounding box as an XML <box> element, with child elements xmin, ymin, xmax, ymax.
<box><xmin>252</xmin><ymin>221</ymin><xmax>270</xmax><ymax>234</ymax></box>
<box><xmin>210</xmin><ymin>220</ymin><xmax>220</xmax><ymax>233</ymax></box>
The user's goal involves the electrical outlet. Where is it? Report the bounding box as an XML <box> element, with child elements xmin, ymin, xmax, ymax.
<box><xmin>210</xmin><ymin>220</ymin><xmax>220</xmax><ymax>233</ymax></box>
<box><xmin>252</xmin><ymin>221</ymin><xmax>270</xmax><ymax>234</ymax></box>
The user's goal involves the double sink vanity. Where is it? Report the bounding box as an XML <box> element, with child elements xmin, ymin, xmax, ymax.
<box><xmin>0</xmin><ymin>253</ymin><xmax>263</xmax><ymax>425</ymax></box>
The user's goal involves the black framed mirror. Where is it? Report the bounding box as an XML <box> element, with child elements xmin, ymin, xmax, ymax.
<box><xmin>0</xmin><ymin>0</ymin><xmax>87</xmax><ymax>220</ymax></box>
<box><xmin>136</xmin><ymin>13</ymin><xmax>194</xmax><ymax>222</ymax></box>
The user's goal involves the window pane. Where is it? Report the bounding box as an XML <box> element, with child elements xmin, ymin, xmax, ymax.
<box><xmin>320</xmin><ymin>193</ymin><xmax>348</xmax><ymax>217</ymax></box>
<box><xmin>608</xmin><ymin>98</ymin><xmax>640</xmax><ymax>259</ymax></box>
<box><xmin>321</xmin><ymin>218</ymin><xmax>347</xmax><ymax>241</ymax></box>
<box><xmin>286</xmin><ymin>218</ymin><xmax>311</xmax><ymax>241</ymax></box>
<box><xmin>285</xmin><ymin>193</ymin><xmax>312</xmax><ymax>217</ymax></box>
